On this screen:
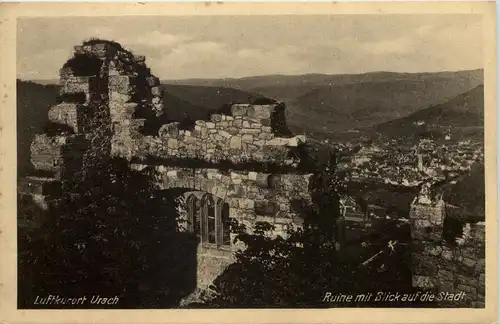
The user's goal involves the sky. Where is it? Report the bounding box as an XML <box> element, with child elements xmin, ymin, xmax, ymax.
<box><xmin>17</xmin><ymin>15</ymin><xmax>483</xmax><ymax>81</ymax></box>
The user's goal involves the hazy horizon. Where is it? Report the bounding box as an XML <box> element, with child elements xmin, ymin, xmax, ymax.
<box><xmin>20</xmin><ymin>68</ymin><xmax>484</xmax><ymax>84</ymax></box>
<box><xmin>18</xmin><ymin>15</ymin><xmax>483</xmax><ymax>81</ymax></box>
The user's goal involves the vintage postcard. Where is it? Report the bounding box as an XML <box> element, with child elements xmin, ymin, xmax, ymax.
<box><xmin>0</xmin><ymin>2</ymin><xmax>497</xmax><ymax>324</ymax></box>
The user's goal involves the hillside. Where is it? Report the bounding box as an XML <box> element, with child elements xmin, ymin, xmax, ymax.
<box><xmin>374</xmin><ymin>85</ymin><xmax>484</xmax><ymax>140</ymax></box>
<box><xmin>17</xmin><ymin>80</ymin><xmax>59</xmax><ymax>176</ymax></box>
<box><xmin>161</xmin><ymin>84</ymin><xmax>265</xmax><ymax>121</ymax></box>
<box><xmin>164</xmin><ymin>69</ymin><xmax>483</xmax><ymax>94</ymax></box>
<box><xmin>18</xmin><ymin>69</ymin><xmax>485</xmax><ymax>162</ymax></box>
<box><xmin>286</xmin><ymin>77</ymin><xmax>483</xmax><ymax>134</ymax></box>
<box><xmin>165</xmin><ymin>70</ymin><xmax>483</xmax><ymax>139</ymax></box>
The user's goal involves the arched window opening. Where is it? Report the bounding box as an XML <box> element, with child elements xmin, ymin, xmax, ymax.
<box><xmin>206</xmin><ymin>196</ymin><xmax>216</xmax><ymax>244</ymax></box>
<box><xmin>221</xmin><ymin>202</ymin><xmax>231</xmax><ymax>246</ymax></box>
<box><xmin>194</xmin><ymin>193</ymin><xmax>231</xmax><ymax>248</ymax></box>
<box><xmin>185</xmin><ymin>194</ymin><xmax>198</xmax><ymax>233</ymax></box>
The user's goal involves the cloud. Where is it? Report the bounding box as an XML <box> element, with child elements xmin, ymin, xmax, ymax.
<box><xmin>118</xmin><ymin>31</ymin><xmax>193</xmax><ymax>49</ymax></box>
<box><xmin>17</xmin><ymin>15</ymin><xmax>484</xmax><ymax>80</ymax></box>
<box><xmin>359</xmin><ymin>38</ymin><xmax>416</xmax><ymax>55</ymax></box>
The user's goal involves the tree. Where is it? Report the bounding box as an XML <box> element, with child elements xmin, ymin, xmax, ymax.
<box><xmin>195</xmin><ymin>148</ymin><xmax>421</xmax><ymax>308</ymax></box>
<box><xmin>18</xmin><ymin>158</ymin><xmax>192</xmax><ymax>308</ymax></box>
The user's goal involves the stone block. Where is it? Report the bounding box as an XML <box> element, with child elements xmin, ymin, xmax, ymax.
<box><xmin>229</xmin><ymin>136</ymin><xmax>242</xmax><ymax>150</ymax></box>
<box><xmin>166</xmin><ymin>170</ymin><xmax>178</xmax><ymax>177</ymax></box>
<box><xmin>437</xmin><ymin>269</ymin><xmax>454</xmax><ymax>281</ymax></box>
<box><xmin>151</xmin><ymin>86</ymin><xmax>163</xmax><ymax>97</ymax></box>
<box><xmin>475</xmin><ymin>259</ymin><xmax>485</xmax><ymax>273</ymax></box>
<box><xmin>231</xmin><ymin>104</ymin><xmax>249</xmax><ymax>117</ymax></box>
<box><xmin>167</xmin><ymin>138</ymin><xmax>179</xmax><ymax>149</ymax></box>
<box><xmin>19</xmin><ymin>177</ymin><xmax>62</xmax><ymax>196</ymax></box>
<box><xmin>86</xmin><ymin>43</ymin><xmax>117</xmax><ymax>58</ymax></box>
<box><xmin>441</xmin><ymin>247</ymin><xmax>453</xmax><ymax>261</ymax></box>
<box><xmin>242</xmin><ymin>121</ymin><xmax>250</xmax><ymax>128</ymax></box>
<box><xmin>206</xmin><ymin>122</ymin><xmax>215</xmax><ymax>129</ymax></box>
<box><xmin>158</xmin><ymin>123</ymin><xmax>180</xmax><ymax>137</ymax></box>
<box><xmin>109</xmin><ymin>75</ymin><xmax>133</xmax><ymax>93</ymax></box>
<box><xmin>73</xmin><ymin>45</ymin><xmax>84</xmax><ymax>55</ymax></box>
<box><xmin>238</xmin><ymin>199</ymin><xmax>255</xmax><ymax>210</ymax></box>
<box><xmin>246</xmin><ymin>105</ymin><xmax>274</xmax><ymax>119</ymax></box>
<box><xmin>146</xmin><ymin>76</ymin><xmax>160</xmax><ymax>87</ymax></box>
<box><xmin>415</xmin><ymin>258</ymin><xmax>438</xmax><ymax>276</ymax></box>
<box><xmin>461</xmin><ymin>257</ymin><xmax>477</xmax><ymax>269</ymax></box>
<box><xmin>211</xmin><ymin>114</ymin><xmax>222</xmax><ymax>122</ymax></box>
<box><xmin>233</xmin><ymin>120</ymin><xmax>243</xmax><ymax>128</ymax></box>
<box><xmin>255</xmin><ymin>200</ymin><xmax>279</xmax><ymax>216</ymax></box>
<box><xmin>248</xmin><ymin>172</ymin><xmax>257</xmax><ymax>181</ymax></box>
<box><xmin>242</xmin><ymin>134</ymin><xmax>254</xmax><ymax>143</ymax></box>
<box><xmin>219</xmin><ymin>130</ymin><xmax>232</xmax><ymax>139</ymax></box>
<box><xmin>436</xmin><ymin>280</ymin><xmax>455</xmax><ymax>294</ymax></box>
<box><xmin>259</xmin><ymin>118</ymin><xmax>272</xmax><ymax>127</ymax></box>
<box><xmin>134</xmin><ymin>55</ymin><xmax>146</xmax><ymax>63</ymax></box>
<box><xmin>412</xmin><ymin>275</ymin><xmax>434</xmax><ymax>289</ymax></box>
<box><xmin>250</xmin><ymin>123</ymin><xmax>261</xmax><ymax>129</ymax></box>
<box><xmin>259</xmin><ymin>133</ymin><xmax>274</xmax><ymax>140</ymax></box>
<box><xmin>414</xmin><ymin>219</ymin><xmax>432</xmax><ymax>229</ymax></box>
<box><xmin>425</xmin><ymin>245</ymin><xmax>443</xmax><ymax>256</ymax></box>
<box><xmin>227</xmin><ymin>127</ymin><xmax>239</xmax><ymax>135</ymax></box>
<box><xmin>262</xmin><ymin>126</ymin><xmax>272</xmax><ymax>133</ymax></box>
<box><xmin>241</xmin><ymin>128</ymin><xmax>260</xmax><ymax>135</ymax></box>
<box><xmin>255</xmin><ymin>215</ymin><xmax>275</xmax><ymax>224</ymax></box>
<box><xmin>456</xmin><ymin>274</ymin><xmax>477</xmax><ymax>287</ymax></box>
<box><xmin>266</xmin><ymin>138</ymin><xmax>290</xmax><ymax>146</ymax></box>
<box><xmin>60</xmin><ymin>76</ymin><xmax>92</xmax><ymax>96</ymax></box>
<box><xmin>48</xmin><ymin>103</ymin><xmax>82</xmax><ymax>133</ymax></box>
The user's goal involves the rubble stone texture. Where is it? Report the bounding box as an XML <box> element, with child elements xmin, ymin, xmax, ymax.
<box><xmin>23</xmin><ymin>40</ymin><xmax>312</xmax><ymax>291</ymax></box>
<box><xmin>409</xmin><ymin>200</ymin><xmax>485</xmax><ymax>308</ymax></box>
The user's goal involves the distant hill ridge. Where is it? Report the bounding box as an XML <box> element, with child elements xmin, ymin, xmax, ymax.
<box><xmin>18</xmin><ymin>69</ymin><xmax>484</xmax><ymax>161</ymax></box>
<box><xmin>374</xmin><ymin>85</ymin><xmax>484</xmax><ymax>139</ymax></box>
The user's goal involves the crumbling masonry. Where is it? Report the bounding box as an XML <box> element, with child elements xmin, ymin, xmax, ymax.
<box><xmin>409</xmin><ymin>199</ymin><xmax>485</xmax><ymax>307</ymax></box>
<box><xmin>21</xmin><ymin>40</ymin><xmax>313</xmax><ymax>289</ymax></box>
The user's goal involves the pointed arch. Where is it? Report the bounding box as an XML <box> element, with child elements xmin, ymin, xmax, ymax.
<box><xmin>201</xmin><ymin>194</ymin><xmax>216</xmax><ymax>244</ymax></box>
<box><xmin>221</xmin><ymin>202</ymin><xmax>231</xmax><ymax>246</ymax></box>
<box><xmin>196</xmin><ymin>194</ymin><xmax>231</xmax><ymax>248</ymax></box>
<box><xmin>185</xmin><ymin>194</ymin><xmax>198</xmax><ymax>233</ymax></box>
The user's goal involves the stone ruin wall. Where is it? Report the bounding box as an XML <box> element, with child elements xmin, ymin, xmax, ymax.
<box><xmin>23</xmin><ymin>40</ymin><xmax>315</xmax><ymax>292</ymax></box>
<box><xmin>131</xmin><ymin>164</ymin><xmax>311</xmax><ymax>237</ymax></box>
<box><xmin>25</xmin><ymin>41</ymin><xmax>313</xmax><ymax>244</ymax></box>
<box><xmin>409</xmin><ymin>201</ymin><xmax>485</xmax><ymax>308</ymax></box>
<box><xmin>30</xmin><ymin>41</ymin><xmax>308</xmax><ymax>176</ymax></box>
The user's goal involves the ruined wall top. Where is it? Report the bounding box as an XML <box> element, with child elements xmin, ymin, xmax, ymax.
<box><xmin>30</xmin><ymin>39</ymin><xmax>310</xmax><ymax>178</ymax></box>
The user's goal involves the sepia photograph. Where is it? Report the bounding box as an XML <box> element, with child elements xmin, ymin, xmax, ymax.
<box><xmin>0</xmin><ymin>2</ymin><xmax>497</xmax><ymax>324</ymax></box>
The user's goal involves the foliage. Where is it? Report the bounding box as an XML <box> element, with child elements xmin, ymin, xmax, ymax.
<box><xmin>18</xmin><ymin>158</ymin><xmax>192</xmax><ymax>308</ymax></box>
<box><xmin>194</xmin><ymin>150</ymin><xmax>419</xmax><ymax>308</ymax></box>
